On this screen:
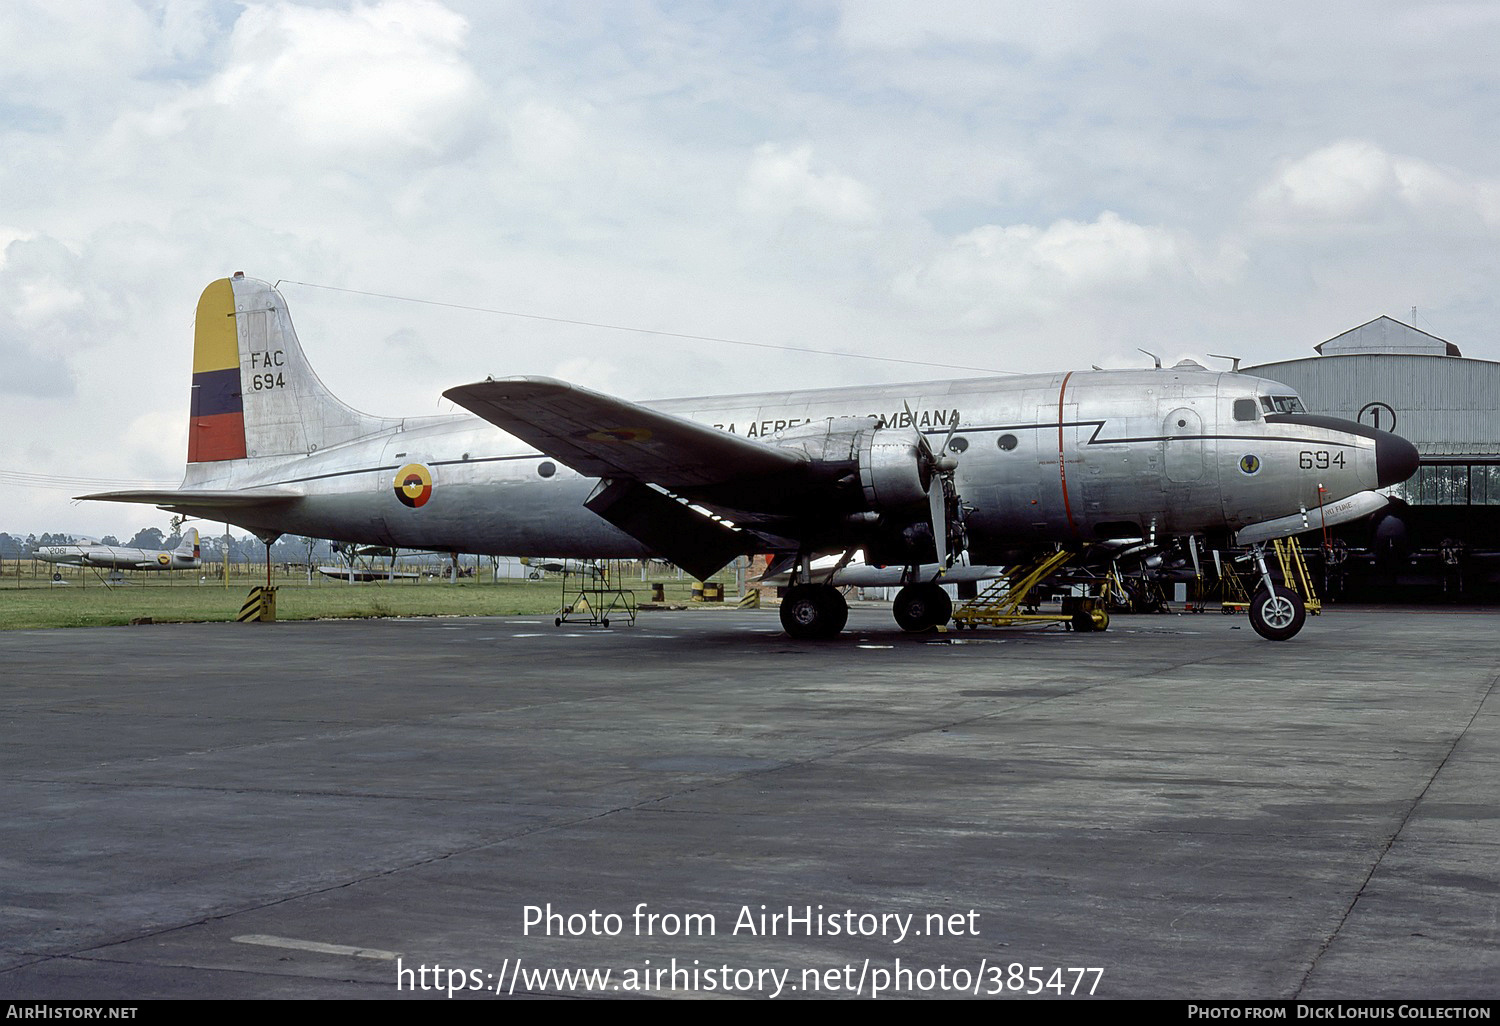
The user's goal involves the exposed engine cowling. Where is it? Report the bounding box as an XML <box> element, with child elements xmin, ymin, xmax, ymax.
<box><xmin>761</xmin><ymin>417</ymin><xmax>933</xmax><ymax>515</ymax></box>
<box><xmin>856</xmin><ymin>426</ymin><xmax>934</xmax><ymax>511</ymax></box>
<box><xmin>761</xmin><ymin>416</ymin><xmax>964</xmax><ymax>566</ymax></box>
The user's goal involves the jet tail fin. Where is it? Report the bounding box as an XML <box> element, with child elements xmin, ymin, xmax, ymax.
<box><xmin>174</xmin><ymin>528</ymin><xmax>200</xmax><ymax>560</ymax></box>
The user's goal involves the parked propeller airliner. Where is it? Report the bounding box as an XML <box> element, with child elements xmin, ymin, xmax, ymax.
<box><xmin>37</xmin><ymin>529</ymin><xmax>200</xmax><ymax>572</ymax></box>
<box><xmin>84</xmin><ymin>274</ymin><xmax>1419</xmax><ymax>640</ymax></box>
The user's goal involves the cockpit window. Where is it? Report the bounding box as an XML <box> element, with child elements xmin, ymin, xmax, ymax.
<box><xmin>1259</xmin><ymin>395</ymin><xmax>1306</xmax><ymax>415</ymax></box>
<box><xmin>1233</xmin><ymin>398</ymin><xmax>1259</xmax><ymax>422</ymax></box>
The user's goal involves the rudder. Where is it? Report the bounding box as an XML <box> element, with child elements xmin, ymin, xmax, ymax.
<box><xmin>188</xmin><ymin>279</ymin><xmax>247</xmax><ymax>462</ymax></box>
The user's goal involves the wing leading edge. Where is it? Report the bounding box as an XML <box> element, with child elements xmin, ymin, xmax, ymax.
<box><xmin>442</xmin><ymin>377</ymin><xmax>806</xmax><ymax>490</ymax></box>
<box><xmin>445</xmin><ymin>377</ymin><xmax>834</xmax><ymax>579</ymax></box>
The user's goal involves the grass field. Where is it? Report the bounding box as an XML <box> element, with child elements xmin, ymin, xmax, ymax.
<box><xmin>0</xmin><ymin>561</ymin><xmax>740</xmax><ymax>630</ymax></box>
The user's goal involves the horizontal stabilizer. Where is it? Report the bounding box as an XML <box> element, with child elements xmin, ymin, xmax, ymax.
<box><xmin>443</xmin><ymin>377</ymin><xmax>805</xmax><ymax>490</ymax></box>
<box><xmin>78</xmin><ymin>488</ymin><xmax>301</xmax><ymax>510</ymax></box>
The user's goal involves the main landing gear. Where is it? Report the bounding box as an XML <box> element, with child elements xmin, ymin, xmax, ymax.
<box><xmin>893</xmin><ymin>582</ymin><xmax>952</xmax><ymax>632</ymax></box>
<box><xmin>779</xmin><ymin>581</ymin><xmax>955</xmax><ymax>637</ymax></box>
<box><xmin>779</xmin><ymin>583</ymin><xmax>849</xmax><ymax>640</ymax></box>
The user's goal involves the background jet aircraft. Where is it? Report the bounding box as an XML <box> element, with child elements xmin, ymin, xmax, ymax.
<box><xmin>83</xmin><ymin>275</ymin><xmax>1418</xmax><ymax>640</ymax></box>
<box><xmin>37</xmin><ymin>529</ymin><xmax>200</xmax><ymax>572</ymax></box>
<box><xmin>521</xmin><ymin>557</ymin><xmax>604</xmax><ymax>578</ymax></box>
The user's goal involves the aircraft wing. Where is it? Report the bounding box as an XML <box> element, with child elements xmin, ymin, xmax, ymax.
<box><xmin>443</xmin><ymin>377</ymin><xmax>807</xmax><ymax>489</ymax></box>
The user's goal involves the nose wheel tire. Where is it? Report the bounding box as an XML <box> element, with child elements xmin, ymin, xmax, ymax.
<box><xmin>1248</xmin><ymin>585</ymin><xmax>1306</xmax><ymax>641</ymax></box>
<box><xmin>893</xmin><ymin>583</ymin><xmax>953</xmax><ymax>633</ymax></box>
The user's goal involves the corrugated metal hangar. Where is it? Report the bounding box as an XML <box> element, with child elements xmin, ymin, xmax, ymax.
<box><xmin>1248</xmin><ymin>317</ymin><xmax>1500</xmax><ymax>599</ymax></box>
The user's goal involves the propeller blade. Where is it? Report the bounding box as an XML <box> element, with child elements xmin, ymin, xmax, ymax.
<box><xmin>938</xmin><ymin>414</ymin><xmax>960</xmax><ymax>458</ymax></box>
<box><xmin>909</xmin><ymin>398</ymin><xmax>957</xmax><ymax>568</ymax></box>
<box><xmin>929</xmin><ymin>478</ymin><xmax>948</xmax><ymax>568</ymax></box>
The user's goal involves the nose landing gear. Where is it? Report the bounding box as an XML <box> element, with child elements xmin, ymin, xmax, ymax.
<box><xmin>1246</xmin><ymin>543</ymin><xmax>1308</xmax><ymax>641</ymax></box>
<box><xmin>1247</xmin><ymin>583</ymin><xmax>1307</xmax><ymax>641</ymax></box>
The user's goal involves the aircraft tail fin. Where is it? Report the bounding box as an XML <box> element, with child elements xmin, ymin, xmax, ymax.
<box><xmin>174</xmin><ymin>528</ymin><xmax>200</xmax><ymax>560</ymax></box>
<box><xmin>187</xmin><ymin>274</ymin><xmax>399</xmax><ymax>469</ymax></box>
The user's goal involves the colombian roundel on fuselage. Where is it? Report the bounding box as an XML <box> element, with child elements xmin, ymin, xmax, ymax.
<box><xmin>394</xmin><ymin>463</ymin><xmax>433</xmax><ymax>508</ymax></box>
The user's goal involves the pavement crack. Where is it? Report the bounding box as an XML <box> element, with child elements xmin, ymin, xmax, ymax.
<box><xmin>1293</xmin><ymin>667</ymin><xmax>1500</xmax><ymax>998</ymax></box>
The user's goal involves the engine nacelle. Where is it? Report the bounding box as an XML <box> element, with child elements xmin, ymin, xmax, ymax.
<box><xmin>760</xmin><ymin>417</ymin><xmax>962</xmax><ymax>566</ymax></box>
<box><xmin>762</xmin><ymin>418</ymin><xmax>935</xmax><ymax>515</ymax></box>
<box><xmin>858</xmin><ymin>426</ymin><xmax>932</xmax><ymax>511</ymax></box>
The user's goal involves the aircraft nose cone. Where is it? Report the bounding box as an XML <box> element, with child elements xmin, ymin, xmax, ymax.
<box><xmin>1375</xmin><ymin>431</ymin><xmax>1420</xmax><ymax>488</ymax></box>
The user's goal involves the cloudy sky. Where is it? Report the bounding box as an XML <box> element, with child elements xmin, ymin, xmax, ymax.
<box><xmin>5</xmin><ymin>0</ymin><xmax>1499</xmax><ymax>539</ymax></box>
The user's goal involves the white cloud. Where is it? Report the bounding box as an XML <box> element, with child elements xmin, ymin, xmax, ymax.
<box><xmin>504</xmin><ymin>99</ymin><xmax>590</xmax><ymax>172</ymax></box>
<box><xmin>1251</xmin><ymin>139</ymin><xmax>1500</xmax><ymax>233</ymax></box>
<box><xmin>834</xmin><ymin>0</ymin><xmax>1109</xmax><ymax>56</ymax></box>
<box><xmin>104</xmin><ymin>0</ymin><xmax>487</xmax><ymax>167</ymax></box>
<box><xmin>121</xmin><ymin>408</ymin><xmax>189</xmax><ymax>479</ymax></box>
<box><xmin>738</xmin><ymin>143</ymin><xmax>879</xmax><ymax>225</ymax></box>
<box><xmin>0</xmin><ymin>1</ymin><xmax>156</xmax><ymax>90</ymax></box>
<box><xmin>224</xmin><ymin>0</ymin><xmax>482</xmax><ymax>155</ymax></box>
<box><xmin>0</xmin><ymin>235</ymin><xmax>120</xmax><ymax>398</ymax></box>
<box><xmin>896</xmin><ymin>211</ymin><xmax>1200</xmax><ymax>325</ymax></box>
<box><xmin>1253</xmin><ymin>140</ymin><xmax>1403</xmax><ymax>223</ymax></box>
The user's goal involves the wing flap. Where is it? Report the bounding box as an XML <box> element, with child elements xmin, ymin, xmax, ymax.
<box><xmin>443</xmin><ymin>377</ymin><xmax>806</xmax><ymax>489</ymax></box>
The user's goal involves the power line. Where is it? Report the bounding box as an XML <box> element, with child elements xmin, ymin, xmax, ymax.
<box><xmin>1</xmin><ymin>470</ymin><xmax>177</xmax><ymax>492</ymax></box>
<box><xmin>275</xmin><ymin>279</ymin><xmax>1015</xmax><ymax>376</ymax></box>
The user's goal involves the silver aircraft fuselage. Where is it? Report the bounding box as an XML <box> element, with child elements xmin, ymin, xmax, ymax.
<box><xmin>163</xmin><ymin>365</ymin><xmax>1412</xmax><ymax>562</ymax></box>
<box><xmin>82</xmin><ymin>274</ymin><xmax>1422</xmax><ymax>640</ymax></box>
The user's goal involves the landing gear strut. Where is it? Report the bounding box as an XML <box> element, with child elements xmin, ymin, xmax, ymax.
<box><xmin>780</xmin><ymin>584</ymin><xmax>849</xmax><ymax>640</ymax></box>
<box><xmin>893</xmin><ymin>583</ymin><xmax>952</xmax><ymax>632</ymax></box>
<box><xmin>1247</xmin><ymin>543</ymin><xmax>1307</xmax><ymax>641</ymax></box>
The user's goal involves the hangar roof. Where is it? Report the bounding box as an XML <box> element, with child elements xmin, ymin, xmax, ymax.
<box><xmin>1249</xmin><ymin>329</ymin><xmax>1499</xmax><ymax>459</ymax></box>
<box><xmin>1315</xmin><ymin>316</ymin><xmax>1461</xmax><ymax>357</ymax></box>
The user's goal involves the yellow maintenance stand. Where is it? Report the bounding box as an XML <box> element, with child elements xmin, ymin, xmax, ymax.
<box><xmin>951</xmin><ymin>548</ymin><xmax>1110</xmax><ymax>633</ymax></box>
<box><xmin>1219</xmin><ymin>537</ymin><xmax>1322</xmax><ymax>616</ymax></box>
<box><xmin>1271</xmin><ymin>536</ymin><xmax>1322</xmax><ymax>615</ymax></box>
<box><xmin>555</xmin><ymin>560</ymin><xmax>637</xmax><ymax>628</ymax></box>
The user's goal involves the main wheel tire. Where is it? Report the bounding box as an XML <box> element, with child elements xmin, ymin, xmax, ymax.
<box><xmin>893</xmin><ymin>583</ymin><xmax>952</xmax><ymax>633</ymax></box>
<box><xmin>780</xmin><ymin>584</ymin><xmax>847</xmax><ymax>640</ymax></box>
<box><xmin>822</xmin><ymin>587</ymin><xmax>849</xmax><ymax>636</ymax></box>
<box><xmin>1248</xmin><ymin>585</ymin><xmax>1306</xmax><ymax>641</ymax></box>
